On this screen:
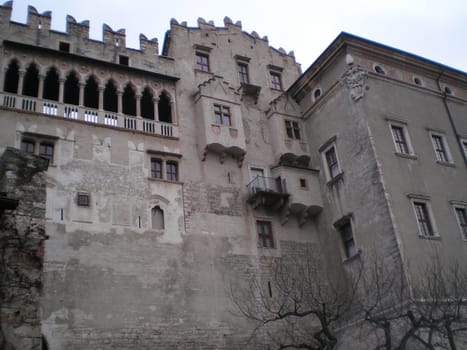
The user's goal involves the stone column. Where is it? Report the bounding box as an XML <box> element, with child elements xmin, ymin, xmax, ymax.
<box><xmin>38</xmin><ymin>73</ymin><xmax>45</xmax><ymax>99</ymax></box>
<box><xmin>17</xmin><ymin>69</ymin><xmax>26</xmax><ymax>95</ymax></box>
<box><xmin>98</xmin><ymin>86</ymin><xmax>104</xmax><ymax>111</ymax></box>
<box><xmin>170</xmin><ymin>100</ymin><xmax>176</xmax><ymax>124</ymax></box>
<box><xmin>153</xmin><ymin>97</ymin><xmax>159</xmax><ymax>121</ymax></box>
<box><xmin>58</xmin><ymin>77</ymin><xmax>66</xmax><ymax>103</ymax></box>
<box><xmin>78</xmin><ymin>81</ymin><xmax>85</xmax><ymax>106</ymax></box>
<box><xmin>136</xmin><ymin>93</ymin><xmax>142</xmax><ymax>117</ymax></box>
<box><xmin>117</xmin><ymin>90</ymin><xmax>123</xmax><ymax>114</ymax></box>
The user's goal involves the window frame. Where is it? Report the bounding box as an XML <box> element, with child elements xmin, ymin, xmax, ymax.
<box><xmin>213</xmin><ymin>104</ymin><xmax>232</xmax><ymax>126</ymax></box>
<box><xmin>150</xmin><ymin>158</ymin><xmax>163</xmax><ymax>179</ymax></box>
<box><xmin>270</xmin><ymin>71</ymin><xmax>282</xmax><ymax>90</ymax></box>
<box><xmin>77</xmin><ymin>192</ymin><xmax>90</xmax><ymax>207</ymax></box>
<box><xmin>321</xmin><ymin>143</ymin><xmax>342</xmax><ymax>182</ymax></box>
<box><xmin>195</xmin><ymin>52</ymin><xmax>210</xmax><ymax>72</ymax></box>
<box><xmin>452</xmin><ymin>204</ymin><xmax>467</xmax><ymax>241</ymax></box>
<box><xmin>20</xmin><ymin>134</ymin><xmax>57</xmax><ymax>165</ymax></box>
<box><xmin>460</xmin><ymin>138</ymin><xmax>467</xmax><ymax>163</ymax></box>
<box><xmin>166</xmin><ymin>161</ymin><xmax>178</xmax><ymax>182</ymax></box>
<box><xmin>21</xmin><ymin>139</ymin><xmax>36</xmax><ymax>154</ymax></box>
<box><xmin>429</xmin><ymin>131</ymin><xmax>453</xmax><ymax>164</ymax></box>
<box><xmin>334</xmin><ymin>215</ymin><xmax>358</xmax><ymax>260</ymax></box>
<box><xmin>237</xmin><ymin>62</ymin><xmax>249</xmax><ymax>85</ymax></box>
<box><xmin>409</xmin><ymin>197</ymin><xmax>438</xmax><ymax>238</ymax></box>
<box><xmin>256</xmin><ymin>220</ymin><xmax>274</xmax><ymax>249</ymax></box>
<box><xmin>284</xmin><ymin>120</ymin><xmax>301</xmax><ymax>140</ymax></box>
<box><xmin>389</xmin><ymin>122</ymin><xmax>414</xmax><ymax>156</ymax></box>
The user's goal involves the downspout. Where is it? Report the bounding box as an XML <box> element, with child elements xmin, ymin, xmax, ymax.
<box><xmin>436</xmin><ymin>71</ymin><xmax>466</xmax><ymax>163</ymax></box>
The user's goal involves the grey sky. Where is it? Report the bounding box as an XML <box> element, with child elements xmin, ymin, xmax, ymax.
<box><xmin>9</xmin><ymin>0</ymin><xmax>467</xmax><ymax>72</ymax></box>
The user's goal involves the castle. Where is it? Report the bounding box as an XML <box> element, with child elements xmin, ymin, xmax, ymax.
<box><xmin>0</xmin><ymin>1</ymin><xmax>466</xmax><ymax>349</ymax></box>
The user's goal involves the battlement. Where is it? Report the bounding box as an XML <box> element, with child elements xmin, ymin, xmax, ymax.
<box><xmin>0</xmin><ymin>1</ymin><xmax>159</xmax><ymax>55</ymax></box>
<box><xmin>168</xmin><ymin>16</ymin><xmax>295</xmax><ymax>58</ymax></box>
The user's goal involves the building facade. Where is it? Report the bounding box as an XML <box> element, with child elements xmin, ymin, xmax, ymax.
<box><xmin>0</xmin><ymin>2</ymin><xmax>466</xmax><ymax>349</ymax></box>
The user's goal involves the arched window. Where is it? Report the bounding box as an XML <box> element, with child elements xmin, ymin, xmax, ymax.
<box><xmin>22</xmin><ymin>63</ymin><xmax>39</xmax><ymax>97</ymax></box>
<box><xmin>84</xmin><ymin>75</ymin><xmax>98</xmax><ymax>109</ymax></box>
<box><xmin>141</xmin><ymin>87</ymin><xmax>154</xmax><ymax>119</ymax></box>
<box><xmin>103</xmin><ymin>80</ymin><xmax>118</xmax><ymax>112</ymax></box>
<box><xmin>3</xmin><ymin>59</ymin><xmax>19</xmax><ymax>93</ymax></box>
<box><xmin>64</xmin><ymin>71</ymin><xmax>79</xmax><ymax>105</ymax></box>
<box><xmin>122</xmin><ymin>83</ymin><xmax>136</xmax><ymax>116</ymax></box>
<box><xmin>151</xmin><ymin>206</ymin><xmax>164</xmax><ymax>230</ymax></box>
<box><xmin>158</xmin><ymin>91</ymin><xmax>172</xmax><ymax>123</ymax></box>
<box><xmin>43</xmin><ymin>67</ymin><xmax>59</xmax><ymax>101</ymax></box>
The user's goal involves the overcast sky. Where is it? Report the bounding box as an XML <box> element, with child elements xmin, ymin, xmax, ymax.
<box><xmin>9</xmin><ymin>0</ymin><xmax>467</xmax><ymax>73</ymax></box>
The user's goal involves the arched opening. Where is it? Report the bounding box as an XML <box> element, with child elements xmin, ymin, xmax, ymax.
<box><xmin>3</xmin><ymin>59</ymin><xmax>19</xmax><ymax>93</ymax></box>
<box><xmin>42</xmin><ymin>335</ymin><xmax>49</xmax><ymax>350</ymax></box>
<box><xmin>64</xmin><ymin>71</ymin><xmax>79</xmax><ymax>105</ymax></box>
<box><xmin>158</xmin><ymin>91</ymin><xmax>172</xmax><ymax>123</ymax></box>
<box><xmin>84</xmin><ymin>75</ymin><xmax>99</xmax><ymax>109</ymax></box>
<box><xmin>22</xmin><ymin>63</ymin><xmax>39</xmax><ymax>97</ymax></box>
<box><xmin>141</xmin><ymin>86</ymin><xmax>154</xmax><ymax>119</ymax></box>
<box><xmin>151</xmin><ymin>206</ymin><xmax>164</xmax><ymax>230</ymax></box>
<box><xmin>103</xmin><ymin>80</ymin><xmax>118</xmax><ymax>112</ymax></box>
<box><xmin>43</xmin><ymin>67</ymin><xmax>59</xmax><ymax>101</ymax></box>
<box><xmin>122</xmin><ymin>83</ymin><xmax>136</xmax><ymax>116</ymax></box>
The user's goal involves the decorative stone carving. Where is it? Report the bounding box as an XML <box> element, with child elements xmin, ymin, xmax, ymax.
<box><xmin>343</xmin><ymin>63</ymin><xmax>368</xmax><ymax>101</ymax></box>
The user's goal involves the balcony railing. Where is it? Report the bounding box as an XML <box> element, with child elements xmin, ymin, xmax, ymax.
<box><xmin>247</xmin><ymin>175</ymin><xmax>289</xmax><ymax>210</ymax></box>
<box><xmin>1</xmin><ymin>92</ymin><xmax>178</xmax><ymax>138</ymax></box>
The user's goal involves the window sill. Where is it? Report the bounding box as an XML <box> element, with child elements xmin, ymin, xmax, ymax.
<box><xmin>395</xmin><ymin>152</ymin><xmax>417</xmax><ymax>160</ymax></box>
<box><xmin>436</xmin><ymin>160</ymin><xmax>455</xmax><ymax>167</ymax></box>
<box><xmin>342</xmin><ymin>249</ymin><xmax>361</xmax><ymax>264</ymax></box>
<box><xmin>147</xmin><ymin>177</ymin><xmax>183</xmax><ymax>185</ymax></box>
<box><xmin>326</xmin><ymin>172</ymin><xmax>344</xmax><ymax>187</ymax></box>
<box><xmin>270</xmin><ymin>87</ymin><xmax>283</xmax><ymax>92</ymax></box>
<box><xmin>418</xmin><ymin>234</ymin><xmax>441</xmax><ymax>241</ymax></box>
<box><xmin>194</xmin><ymin>69</ymin><xmax>212</xmax><ymax>74</ymax></box>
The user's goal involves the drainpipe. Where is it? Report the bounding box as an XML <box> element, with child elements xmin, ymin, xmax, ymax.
<box><xmin>436</xmin><ymin>71</ymin><xmax>466</xmax><ymax>164</ymax></box>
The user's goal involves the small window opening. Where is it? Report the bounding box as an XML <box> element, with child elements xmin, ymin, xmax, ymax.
<box><xmin>413</xmin><ymin>77</ymin><xmax>422</xmax><ymax>86</ymax></box>
<box><xmin>314</xmin><ymin>88</ymin><xmax>321</xmax><ymax>99</ymax></box>
<box><xmin>267</xmin><ymin>281</ymin><xmax>272</xmax><ymax>298</ymax></box>
<box><xmin>38</xmin><ymin>20</ymin><xmax>42</xmax><ymax>30</ymax></box>
<box><xmin>444</xmin><ymin>86</ymin><xmax>452</xmax><ymax>95</ymax></box>
<box><xmin>77</xmin><ymin>192</ymin><xmax>90</xmax><ymax>207</ymax></box>
<box><xmin>300</xmin><ymin>178</ymin><xmax>307</xmax><ymax>188</ymax></box>
<box><xmin>119</xmin><ymin>55</ymin><xmax>129</xmax><ymax>66</ymax></box>
<box><xmin>152</xmin><ymin>206</ymin><xmax>164</xmax><ymax>230</ymax></box>
<box><xmin>374</xmin><ymin>65</ymin><xmax>386</xmax><ymax>75</ymax></box>
<box><xmin>59</xmin><ymin>42</ymin><xmax>70</xmax><ymax>52</ymax></box>
<box><xmin>115</xmin><ymin>38</ymin><xmax>120</xmax><ymax>47</ymax></box>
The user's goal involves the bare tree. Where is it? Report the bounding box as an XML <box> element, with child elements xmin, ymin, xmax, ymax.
<box><xmin>358</xmin><ymin>255</ymin><xmax>467</xmax><ymax>350</ymax></box>
<box><xmin>230</xmin><ymin>248</ymin><xmax>360</xmax><ymax>350</ymax></box>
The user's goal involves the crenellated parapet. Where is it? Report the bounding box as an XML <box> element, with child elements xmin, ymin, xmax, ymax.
<box><xmin>0</xmin><ymin>1</ymin><xmax>164</xmax><ymax>72</ymax></box>
<box><xmin>165</xmin><ymin>16</ymin><xmax>295</xmax><ymax>59</ymax></box>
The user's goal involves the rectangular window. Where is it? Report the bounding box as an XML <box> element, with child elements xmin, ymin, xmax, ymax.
<box><xmin>238</xmin><ymin>63</ymin><xmax>249</xmax><ymax>84</ymax></box>
<box><xmin>59</xmin><ymin>41</ymin><xmax>70</xmax><ymax>52</ymax></box>
<box><xmin>461</xmin><ymin>139</ymin><xmax>467</xmax><ymax>161</ymax></box>
<box><xmin>454</xmin><ymin>206</ymin><xmax>467</xmax><ymax>240</ymax></box>
<box><xmin>391</xmin><ymin>125</ymin><xmax>409</xmax><ymax>154</ymax></box>
<box><xmin>77</xmin><ymin>192</ymin><xmax>90</xmax><ymax>207</ymax></box>
<box><xmin>196</xmin><ymin>53</ymin><xmax>209</xmax><ymax>72</ymax></box>
<box><xmin>39</xmin><ymin>143</ymin><xmax>54</xmax><ymax>162</ymax></box>
<box><xmin>325</xmin><ymin>147</ymin><xmax>340</xmax><ymax>179</ymax></box>
<box><xmin>119</xmin><ymin>55</ymin><xmax>129</xmax><ymax>66</ymax></box>
<box><xmin>257</xmin><ymin>220</ymin><xmax>274</xmax><ymax>248</ymax></box>
<box><xmin>431</xmin><ymin>133</ymin><xmax>450</xmax><ymax>162</ymax></box>
<box><xmin>150</xmin><ymin>158</ymin><xmax>163</xmax><ymax>179</ymax></box>
<box><xmin>413</xmin><ymin>201</ymin><xmax>435</xmax><ymax>237</ymax></box>
<box><xmin>21</xmin><ymin>140</ymin><xmax>35</xmax><ymax>154</ymax></box>
<box><xmin>166</xmin><ymin>161</ymin><xmax>178</xmax><ymax>181</ymax></box>
<box><xmin>339</xmin><ymin>221</ymin><xmax>357</xmax><ymax>259</ymax></box>
<box><xmin>270</xmin><ymin>72</ymin><xmax>282</xmax><ymax>90</ymax></box>
<box><xmin>213</xmin><ymin>104</ymin><xmax>231</xmax><ymax>126</ymax></box>
<box><xmin>285</xmin><ymin>120</ymin><xmax>300</xmax><ymax>140</ymax></box>
<box><xmin>299</xmin><ymin>178</ymin><xmax>308</xmax><ymax>189</ymax></box>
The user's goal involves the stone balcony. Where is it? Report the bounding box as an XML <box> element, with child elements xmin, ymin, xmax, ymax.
<box><xmin>246</xmin><ymin>175</ymin><xmax>289</xmax><ymax>211</ymax></box>
<box><xmin>1</xmin><ymin>92</ymin><xmax>178</xmax><ymax>138</ymax></box>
